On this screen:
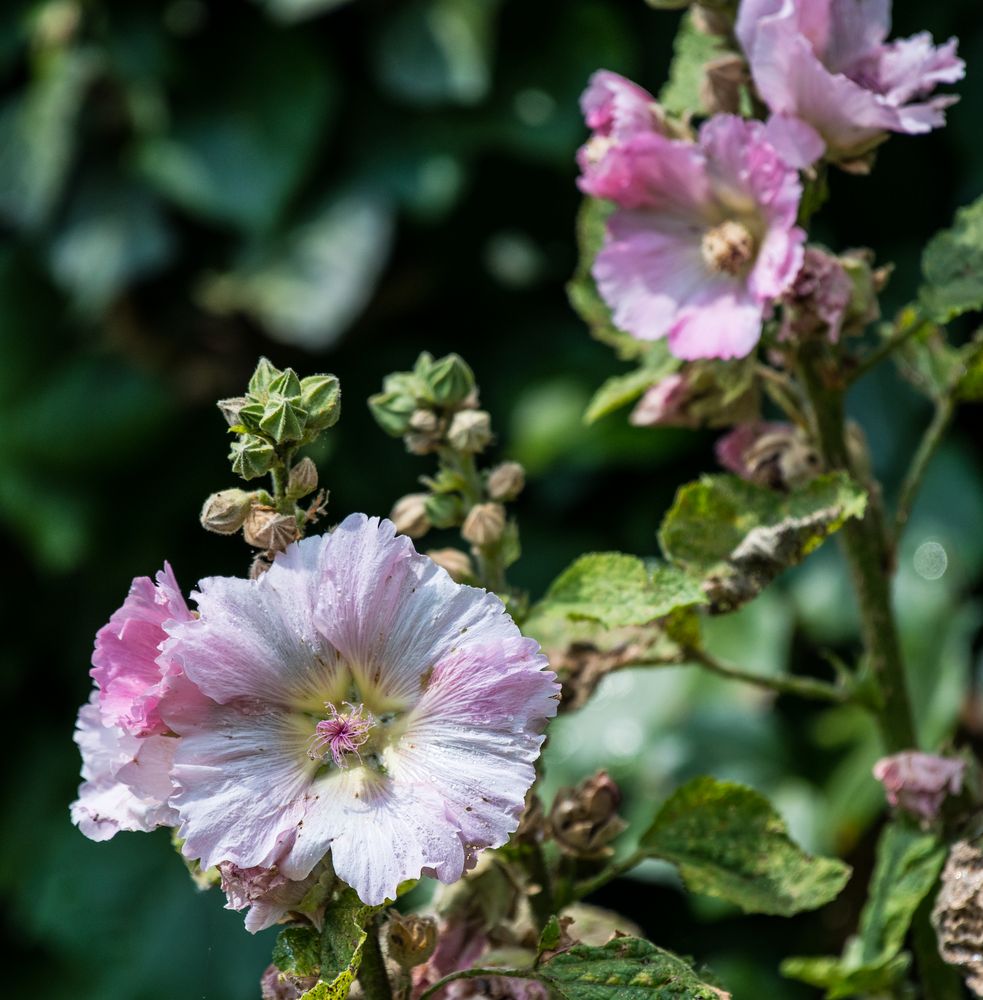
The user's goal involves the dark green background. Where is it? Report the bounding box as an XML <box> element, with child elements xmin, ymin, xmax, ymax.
<box><xmin>2</xmin><ymin>1</ymin><xmax>981</xmax><ymax>996</ymax></box>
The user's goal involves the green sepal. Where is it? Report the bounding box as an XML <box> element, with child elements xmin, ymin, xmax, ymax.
<box><xmin>301</xmin><ymin>374</ymin><xmax>342</xmax><ymax>430</ymax></box>
<box><xmin>229</xmin><ymin>435</ymin><xmax>276</xmax><ymax>480</ymax></box>
<box><xmin>260</xmin><ymin>396</ymin><xmax>307</xmax><ymax>443</ymax></box>
<box><xmin>428</xmin><ymin>353</ymin><xmax>475</xmax><ymax>406</ymax></box>
<box><xmin>269</xmin><ymin>366</ymin><xmax>302</xmax><ymax>401</ymax></box>
<box><xmin>249</xmin><ymin>356</ymin><xmax>282</xmax><ymax>399</ymax></box>
<box><xmin>368</xmin><ymin>389</ymin><xmax>417</xmax><ymax>437</ymax></box>
<box><xmin>424</xmin><ymin>492</ymin><xmax>464</xmax><ymax>529</ymax></box>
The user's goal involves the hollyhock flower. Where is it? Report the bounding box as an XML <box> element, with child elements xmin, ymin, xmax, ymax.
<box><xmin>71</xmin><ymin>694</ymin><xmax>180</xmax><ymax>841</ymax></box>
<box><xmin>577</xmin><ymin>70</ymin><xmax>665</xmax><ymax>202</ymax></box>
<box><xmin>736</xmin><ymin>0</ymin><xmax>965</xmax><ymax>164</ymax></box>
<box><xmin>588</xmin><ymin>115</ymin><xmax>805</xmax><ymax>360</ymax></box>
<box><xmin>873</xmin><ymin>751</ymin><xmax>965</xmax><ymax>821</ymax></box>
<box><xmin>90</xmin><ymin>563</ymin><xmax>194</xmax><ymax>737</ymax></box>
<box><xmin>165</xmin><ymin>514</ymin><xmax>559</xmax><ymax>907</ymax></box>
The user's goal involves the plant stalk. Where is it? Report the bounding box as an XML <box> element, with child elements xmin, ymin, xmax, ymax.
<box><xmin>893</xmin><ymin>398</ymin><xmax>954</xmax><ymax>543</ymax></box>
<box><xmin>358</xmin><ymin>920</ymin><xmax>394</xmax><ymax>1000</ymax></box>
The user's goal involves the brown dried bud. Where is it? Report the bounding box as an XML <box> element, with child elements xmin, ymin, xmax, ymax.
<box><xmin>700</xmin><ymin>54</ymin><xmax>748</xmax><ymax>116</ymax></box>
<box><xmin>716</xmin><ymin>423</ymin><xmax>822</xmax><ymax>491</ymax></box>
<box><xmin>391</xmin><ymin>493</ymin><xmax>431</xmax><ymax>539</ymax></box>
<box><xmin>692</xmin><ymin>3</ymin><xmax>734</xmax><ymax>37</ymax></box>
<box><xmin>200</xmin><ymin>488</ymin><xmax>253</xmax><ymax>534</ymax></box>
<box><xmin>286</xmin><ymin>457</ymin><xmax>318</xmax><ymax>499</ymax></box>
<box><xmin>243</xmin><ymin>505</ymin><xmax>300</xmax><ymax>552</ymax></box>
<box><xmin>486</xmin><ymin>461</ymin><xmax>526</xmax><ymax>502</ymax></box>
<box><xmin>447</xmin><ymin>410</ymin><xmax>492</xmax><ymax>454</ymax></box>
<box><xmin>426</xmin><ymin>548</ymin><xmax>473</xmax><ymax>583</ymax></box>
<box><xmin>386</xmin><ymin>912</ymin><xmax>438</xmax><ymax>971</ymax></box>
<box><xmin>548</xmin><ymin>771</ymin><xmax>627</xmax><ymax>859</ymax></box>
<box><xmin>217</xmin><ymin>396</ymin><xmax>249</xmax><ymax>428</ymax></box>
<box><xmin>409</xmin><ymin>408</ymin><xmax>439</xmax><ymax>434</ymax></box>
<box><xmin>933</xmin><ymin>839</ymin><xmax>983</xmax><ymax>996</ymax></box>
<box><xmin>250</xmin><ymin>553</ymin><xmax>273</xmax><ymax>579</ymax></box>
<box><xmin>404</xmin><ymin>408</ymin><xmax>444</xmax><ymax>456</ymax></box>
<box><xmin>461</xmin><ymin>502</ymin><xmax>506</xmax><ymax>547</ymax></box>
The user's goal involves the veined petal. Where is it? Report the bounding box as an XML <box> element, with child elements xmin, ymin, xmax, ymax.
<box><xmin>667</xmin><ymin>281</ymin><xmax>764</xmax><ymax>361</ymax></box>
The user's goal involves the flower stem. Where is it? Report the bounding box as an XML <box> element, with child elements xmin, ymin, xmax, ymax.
<box><xmin>569</xmin><ymin>848</ymin><xmax>647</xmax><ymax>902</ymax></box>
<box><xmin>681</xmin><ymin>647</ymin><xmax>849</xmax><ymax>704</ymax></box>
<box><xmin>893</xmin><ymin>398</ymin><xmax>954</xmax><ymax>544</ymax></box>
<box><xmin>848</xmin><ymin>314</ymin><xmax>930</xmax><ymax>386</ymax></box>
<box><xmin>416</xmin><ymin>968</ymin><xmax>539</xmax><ymax>1000</ymax></box>
<box><xmin>358</xmin><ymin>920</ymin><xmax>394</xmax><ymax>1000</ymax></box>
<box><xmin>798</xmin><ymin>345</ymin><xmax>962</xmax><ymax>999</ymax></box>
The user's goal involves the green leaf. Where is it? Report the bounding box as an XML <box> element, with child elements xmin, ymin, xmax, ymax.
<box><xmin>199</xmin><ymin>194</ymin><xmax>394</xmax><ymax>349</ymax></box>
<box><xmin>47</xmin><ymin>175</ymin><xmax>175</xmax><ymax>313</ymax></box>
<box><xmin>532</xmin><ymin>552</ymin><xmax>707</xmax><ymax>630</ymax></box>
<box><xmin>782</xmin><ymin>822</ymin><xmax>945</xmax><ymax>998</ymax></box>
<box><xmin>890</xmin><ymin>318</ymin><xmax>964</xmax><ymax>401</ymax></box>
<box><xmin>640</xmin><ymin>777</ymin><xmax>851</xmax><ymax>917</ymax></box>
<box><xmin>371</xmin><ymin>0</ymin><xmax>501</xmax><ymax>108</ymax></box>
<box><xmin>659</xmin><ymin>472</ymin><xmax>867</xmax><ymax>612</ymax></box>
<box><xmin>568</xmin><ymin>198</ymin><xmax>648</xmax><ymax>360</ymax></box>
<box><xmin>920</xmin><ymin>195</ymin><xmax>983</xmax><ymax>323</ymax></box>
<box><xmin>0</xmin><ymin>48</ymin><xmax>97</xmax><ymax>230</ymax></box>
<box><xmin>954</xmin><ymin>336</ymin><xmax>983</xmax><ymax>402</ymax></box>
<box><xmin>538</xmin><ymin>936</ymin><xmax>729</xmax><ymax>999</ymax></box>
<box><xmin>273</xmin><ymin>925</ymin><xmax>321</xmax><ymax>978</ymax></box>
<box><xmin>659</xmin><ymin>12</ymin><xmax>723</xmax><ymax>118</ymax></box>
<box><xmin>584</xmin><ymin>342</ymin><xmax>681</xmax><ymax>425</ymax></box>
<box><xmin>299</xmin><ymin>889</ymin><xmax>378</xmax><ymax>1000</ymax></box>
<box><xmin>135</xmin><ymin>31</ymin><xmax>334</xmax><ymax>232</ymax></box>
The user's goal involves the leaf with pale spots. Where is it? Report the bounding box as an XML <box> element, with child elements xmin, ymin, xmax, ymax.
<box><xmin>640</xmin><ymin>777</ymin><xmax>851</xmax><ymax>917</ymax></box>
<box><xmin>297</xmin><ymin>888</ymin><xmax>379</xmax><ymax>1000</ymax></box>
<box><xmin>274</xmin><ymin>925</ymin><xmax>321</xmax><ymax>978</ymax></box>
<box><xmin>584</xmin><ymin>342</ymin><xmax>680</xmax><ymax>425</ymax></box>
<box><xmin>659</xmin><ymin>12</ymin><xmax>725</xmax><ymax>117</ymax></box>
<box><xmin>659</xmin><ymin>472</ymin><xmax>867</xmax><ymax>613</ymax></box>
<box><xmin>530</xmin><ymin>553</ymin><xmax>707</xmax><ymax>631</ymax></box>
<box><xmin>920</xmin><ymin>195</ymin><xmax>983</xmax><ymax>323</ymax></box>
<box><xmin>538</xmin><ymin>937</ymin><xmax>730</xmax><ymax>999</ymax></box>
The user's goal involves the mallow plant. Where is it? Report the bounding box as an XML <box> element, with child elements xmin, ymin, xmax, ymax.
<box><xmin>72</xmin><ymin>1</ymin><xmax>983</xmax><ymax>998</ymax></box>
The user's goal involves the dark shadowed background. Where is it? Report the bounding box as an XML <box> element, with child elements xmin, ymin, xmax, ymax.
<box><xmin>2</xmin><ymin>0</ymin><xmax>981</xmax><ymax>996</ymax></box>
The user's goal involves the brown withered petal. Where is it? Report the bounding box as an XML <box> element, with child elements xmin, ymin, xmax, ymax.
<box><xmin>933</xmin><ymin>839</ymin><xmax>983</xmax><ymax>996</ymax></box>
<box><xmin>548</xmin><ymin>771</ymin><xmax>627</xmax><ymax>859</ymax></box>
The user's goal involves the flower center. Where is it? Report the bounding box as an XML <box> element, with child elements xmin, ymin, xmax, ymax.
<box><xmin>701</xmin><ymin>220</ymin><xmax>756</xmax><ymax>276</ymax></box>
<box><xmin>307</xmin><ymin>702</ymin><xmax>372</xmax><ymax>769</ymax></box>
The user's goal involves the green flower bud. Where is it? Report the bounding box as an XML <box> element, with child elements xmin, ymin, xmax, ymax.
<box><xmin>268</xmin><ymin>367</ymin><xmax>302</xmax><ymax>402</ymax></box>
<box><xmin>446</xmin><ymin>409</ymin><xmax>492</xmax><ymax>454</ymax></box>
<box><xmin>286</xmin><ymin>457</ymin><xmax>318</xmax><ymax>500</ymax></box>
<box><xmin>199</xmin><ymin>488</ymin><xmax>253</xmax><ymax>534</ymax></box>
<box><xmin>229</xmin><ymin>435</ymin><xmax>276</xmax><ymax>480</ymax></box>
<box><xmin>368</xmin><ymin>389</ymin><xmax>417</xmax><ymax>437</ymax></box>
<box><xmin>259</xmin><ymin>396</ymin><xmax>306</xmax><ymax>444</ymax></box>
<box><xmin>300</xmin><ymin>374</ymin><xmax>341</xmax><ymax>431</ymax></box>
<box><xmin>237</xmin><ymin>400</ymin><xmax>267</xmax><ymax>434</ymax></box>
<box><xmin>217</xmin><ymin>396</ymin><xmax>248</xmax><ymax>428</ymax></box>
<box><xmin>429</xmin><ymin>353</ymin><xmax>475</xmax><ymax>407</ymax></box>
<box><xmin>248</xmin><ymin>357</ymin><xmax>281</xmax><ymax>400</ymax></box>
<box><xmin>424</xmin><ymin>492</ymin><xmax>464</xmax><ymax>529</ymax></box>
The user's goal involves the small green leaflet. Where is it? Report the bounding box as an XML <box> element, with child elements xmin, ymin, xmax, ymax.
<box><xmin>659</xmin><ymin>12</ymin><xmax>724</xmax><ymax>117</ymax></box>
<box><xmin>920</xmin><ymin>194</ymin><xmax>983</xmax><ymax>323</ymax></box>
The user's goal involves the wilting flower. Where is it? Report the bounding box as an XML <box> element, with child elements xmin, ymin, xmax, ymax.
<box><xmin>780</xmin><ymin>246</ymin><xmax>853</xmax><ymax>342</ymax></box>
<box><xmin>716</xmin><ymin>422</ymin><xmax>822</xmax><ymax>490</ymax></box>
<box><xmin>873</xmin><ymin>751</ymin><xmax>965</xmax><ymax>821</ymax></box>
<box><xmin>736</xmin><ymin>0</ymin><xmax>964</xmax><ymax>165</ymax></box>
<box><xmin>165</xmin><ymin>514</ymin><xmax>559</xmax><ymax>906</ymax></box>
<box><xmin>219</xmin><ymin>860</ymin><xmax>326</xmax><ymax>933</ymax></box>
<box><xmin>586</xmin><ymin>115</ymin><xmax>805</xmax><ymax>360</ymax></box>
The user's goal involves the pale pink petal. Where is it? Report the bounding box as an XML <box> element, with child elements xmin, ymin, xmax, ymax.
<box><xmin>868</xmin><ymin>34</ymin><xmax>965</xmax><ymax>107</ymax></box>
<box><xmin>593</xmin><ymin>215</ymin><xmax>708</xmax><ymax>342</ymax></box>
<box><xmin>825</xmin><ymin>0</ymin><xmax>890</xmax><ymax>72</ymax></box>
<box><xmin>749</xmin><ymin>224</ymin><xmax>806</xmax><ymax>302</ymax></box>
<box><xmin>580</xmin><ymin>69</ymin><xmax>659</xmax><ymax>140</ymax></box>
<box><xmin>763</xmin><ymin>114</ymin><xmax>826</xmax><ymax>169</ymax></box>
<box><xmin>629</xmin><ymin>374</ymin><xmax>694</xmax><ymax>428</ymax></box>
<box><xmin>667</xmin><ymin>283</ymin><xmax>764</xmax><ymax>361</ymax></box>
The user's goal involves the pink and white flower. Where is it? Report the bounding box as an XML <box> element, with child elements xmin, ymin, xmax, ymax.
<box><xmin>736</xmin><ymin>0</ymin><xmax>964</xmax><ymax>164</ymax></box>
<box><xmin>586</xmin><ymin>115</ymin><xmax>805</xmax><ymax>360</ymax></box>
<box><xmin>164</xmin><ymin>514</ymin><xmax>559</xmax><ymax>907</ymax></box>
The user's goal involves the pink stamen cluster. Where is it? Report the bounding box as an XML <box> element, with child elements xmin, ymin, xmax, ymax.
<box><xmin>307</xmin><ymin>702</ymin><xmax>372</xmax><ymax>768</ymax></box>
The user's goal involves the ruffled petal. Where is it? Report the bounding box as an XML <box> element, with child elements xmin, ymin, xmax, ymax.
<box><xmin>763</xmin><ymin>113</ymin><xmax>826</xmax><ymax>169</ymax></box>
<box><xmin>667</xmin><ymin>282</ymin><xmax>764</xmax><ymax>361</ymax></box>
<box><xmin>314</xmin><ymin>514</ymin><xmax>518</xmax><ymax>709</ymax></box>
<box><xmin>580</xmin><ymin>69</ymin><xmax>658</xmax><ymax>140</ymax></box>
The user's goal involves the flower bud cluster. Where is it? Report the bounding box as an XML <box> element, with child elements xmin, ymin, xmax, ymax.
<box><xmin>222</xmin><ymin>357</ymin><xmax>340</xmax><ymax>482</ymax></box>
<box><xmin>548</xmin><ymin>771</ymin><xmax>626</xmax><ymax>860</ymax></box>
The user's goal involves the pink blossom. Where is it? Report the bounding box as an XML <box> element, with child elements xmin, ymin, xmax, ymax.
<box><xmin>780</xmin><ymin>246</ymin><xmax>853</xmax><ymax>342</ymax></box>
<box><xmin>586</xmin><ymin>115</ymin><xmax>805</xmax><ymax>361</ymax></box>
<box><xmin>90</xmin><ymin>563</ymin><xmax>193</xmax><ymax>737</ymax></box>
<box><xmin>630</xmin><ymin>374</ymin><xmax>695</xmax><ymax>428</ymax></box>
<box><xmin>577</xmin><ymin>71</ymin><xmax>664</xmax><ymax>202</ymax></box>
<box><xmin>219</xmin><ymin>858</ymin><xmax>326</xmax><ymax>933</ymax></box>
<box><xmin>736</xmin><ymin>0</ymin><xmax>964</xmax><ymax>164</ymax></box>
<box><xmin>164</xmin><ymin>514</ymin><xmax>559</xmax><ymax>907</ymax></box>
<box><xmin>873</xmin><ymin>751</ymin><xmax>965</xmax><ymax>821</ymax></box>
<box><xmin>71</xmin><ymin>694</ymin><xmax>180</xmax><ymax>841</ymax></box>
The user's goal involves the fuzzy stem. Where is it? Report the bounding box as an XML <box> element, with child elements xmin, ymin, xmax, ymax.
<box><xmin>358</xmin><ymin>921</ymin><xmax>394</xmax><ymax>1000</ymax></box>
<box><xmin>893</xmin><ymin>398</ymin><xmax>954</xmax><ymax>543</ymax></box>
<box><xmin>570</xmin><ymin>849</ymin><xmax>647</xmax><ymax>902</ymax></box>
<box><xmin>848</xmin><ymin>315</ymin><xmax>930</xmax><ymax>386</ymax></box>
<box><xmin>416</xmin><ymin>968</ymin><xmax>540</xmax><ymax>1000</ymax></box>
<box><xmin>682</xmin><ymin>647</ymin><xmax>849</xmax><ymax>704</ymax></box>
<box><xmin>798</xmin><ymin>345</ymin><xmax>961</xmax><ymax>998</ymax></box>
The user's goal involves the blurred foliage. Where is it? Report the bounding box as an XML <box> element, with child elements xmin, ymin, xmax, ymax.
<box><xmin>1</xmin><ymin>0</ymin><xmax>982</xmax><ymax>998</ymax></box>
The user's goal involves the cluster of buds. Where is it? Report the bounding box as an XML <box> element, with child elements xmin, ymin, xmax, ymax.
<box><xmin>221</xmin><ymin>358</ymin><xmax>340</xmax><ymax>481</ymax></box>
<box><xmin>369</xmin><ymin>352</ymin><xmax>485</xmax><ymax>456</ymax></box>
<box><xmin>201</xmin><ymin>359</ymin><xmax>337</xmax><ymax>568</ymax></box>
<box><xmin>372</xmin><ymin>353</ymin><xmax>526</xmax><ymax>592</ymax></box>
<box><xmin>548</xmin><ymin>771</ymin><xmax>626</xmax><ymax>860</ymax></box>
